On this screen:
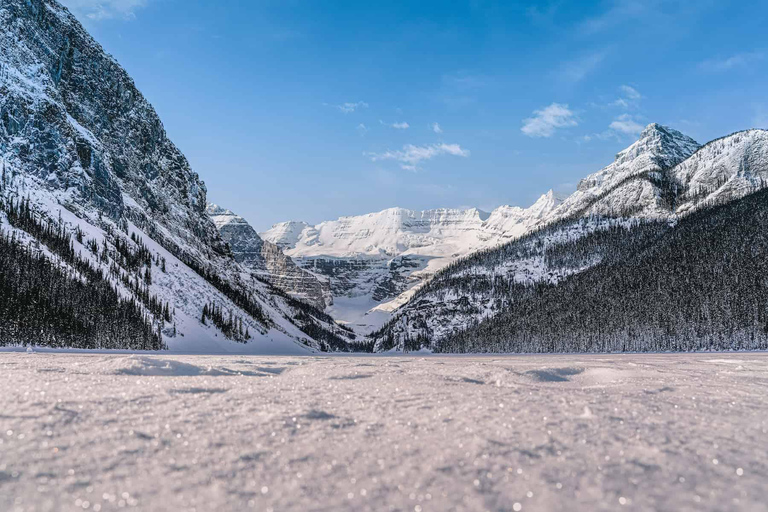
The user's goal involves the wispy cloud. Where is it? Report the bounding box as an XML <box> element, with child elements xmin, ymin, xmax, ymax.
<box><xmin>699</xmin><ymin>51</ymin><xmax>764</xmax><ymax>72</ymax></box>
<box><xmin>609</xmin><ymin>114</ymin><xmax>644</xmax><ymax>136</ymax></box>
<box><xmin>526</xmin><ymin>2</ymin><xmax>561</xmax><ymax>27</ymax></box>
<box><xmin>379</xmin><ymin>120</ymin><xmax>410</xmax><ymax>130</ymax></box>
<box><xmin>609</xmin><ymin>84</ymin><xmax>642</xmax><ymax>108</ymax></box>
<box><xmin>324</xmin><ymin>101</ymin><xmax>369</xmax><ymax>114</ymax></box>
<box><xmin>60</xmin><ymin>0</ymin><xmax>149</xmax><ymax>20</ymax></box>
<box><xmin>444</xmin><ymin>73</ymin><xmax>487</xmax><ymax>90</ymax></box>
<box><xmin>431</xmin><ymin>122</ymin><xmax>443</xmax><ymax>134</ymax></box>
<box><xmin>557</xmin><ymin>50</ymin><xmax>609</xmax><ymax>83</ymax></box>
<box><xmin>619</xmin><ymin>85</ymin><xmax>642</xmax><ymax>100</ymax></box>
<box><xmin>578</xmin><ymin>113</ymin><xmax>646</xmax><ymax>143</ymax></box>
<box><xmin>367</xmin><ymin>143</ymin><xmax>470</xmax><ymax>170</ymax></box>
<box><xmin>521</xmin><ymin>103</ymin><xmax>578</xmax><ymax>138</ymax></box>
<box><xmin>357</xmin><ymin>123</ymin><xmax>369</xmax><ymax>136</ymax></box>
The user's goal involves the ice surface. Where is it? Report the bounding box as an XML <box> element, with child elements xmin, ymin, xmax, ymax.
<box><xmin>1</xmin><ymin>352</ymin><xmax>766</xmax><ymax>512</ymax></box>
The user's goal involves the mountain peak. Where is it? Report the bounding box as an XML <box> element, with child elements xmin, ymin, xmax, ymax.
<box><xmin>206</xmin><ymin>203</ymin><xmax>251</xmax><ymax>230</ymax></box>
<box><xmin>539</xmin><ymin>189</ymin><xmax>567</xmax><ymax>204</ymax></box>
<box><xmin>206</xmin><ymin>203</ymin><xmax>233</xmax><ymax>216</ymax></box>
<box><xmin>639</xmin><ymin>122</ymin><xmax>667</xmax><ymax>137</ymax></box>
<box><xmin>638</xmin><ymin>123</ymin><xmax>693</xmax><ymax>144</ymax></box>
<box><xmin>614</xmin><ymin>123</ymin><xmax>700</xmax><ymax>169</ymax></box>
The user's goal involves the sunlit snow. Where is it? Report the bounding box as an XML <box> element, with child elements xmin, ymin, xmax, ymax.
<box><xmin>1</xmin><ymin>352</ymin><xmax>766</xmax><ymax>511</ymax></box>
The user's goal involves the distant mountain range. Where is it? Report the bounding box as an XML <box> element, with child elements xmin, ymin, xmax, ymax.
<box><xmin>2</xmin><ymin>0</ymin><xmax>767</xmax><ymax>354</ymax></box>
<box><xmin>260</xmin><ymin>190</ymin><xmax>564</xmax><ymax>331</ymax></box>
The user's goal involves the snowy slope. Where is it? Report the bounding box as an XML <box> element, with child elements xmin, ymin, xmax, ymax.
<box><xmin>3</xmin><ymin>352</ymin><xmax>767</xmax><ymax>512</ymax></box>
<box><xmin>0</xmin><ymin>0</ymin><xmax>351</xmax><ymax>353</ymax></box>
<box><xmin>261</xmin><ymin>192</ymin><xmax>564</xmax><ymax>331</ymax></box>
<box><xmin>672</xmin><ymin>129</ymin><xmax>768</xmax><ymax>214</ymax></box>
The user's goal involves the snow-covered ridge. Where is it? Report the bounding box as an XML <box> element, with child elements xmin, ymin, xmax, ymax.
<box><xmin>551</xmin><ymin>123</ymin><xmax>701</xmax><ymax>221</ymax></box>
<box><xmin>263</xmin><ymin>193</ymin><xmax>564</xmax><ymax>259</ymax></box>
<box><xmin>672</xmin><ymin>129</ymin><xmax>768</xmax><ymax>214</ymax></box>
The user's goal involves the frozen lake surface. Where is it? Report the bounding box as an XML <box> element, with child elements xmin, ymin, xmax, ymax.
<box><xmin>1</xmin><ymin>352</ymin><xmax>766</xmax><ymax>512</ymax></box>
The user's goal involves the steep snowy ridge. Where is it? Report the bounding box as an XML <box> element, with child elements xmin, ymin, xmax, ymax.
<box><xmin>483</xmin><ymin>190</ymin><xmax>566</xmax><ymax>237</ymax></box>
<box><xmin>0</xmin><ymin>0</ymin><xmax>352</xmax><ymax>353</ymax></box>
<box><xmin>552</xmin><ymin>124</ymin><xmax>701</xmax><ymax>221</ymax></box>
<box><xmin>261</xmin><ymin>193</ymin><xmax>564</xmax><ymax>331</ymax></box>
<box><xmin>266</xmin><ymin>220</ymin><xmax>314</xmax><ymax>251</ymax></box>
<box><xmin>373</xmin><ymin>125</ymin><xmax>768</xmax><ymax>351</ymax></box>
<box><xmin>672</xmin><ymin>129</ymin><xmax>768</xmax><ymax>214</ymax></box>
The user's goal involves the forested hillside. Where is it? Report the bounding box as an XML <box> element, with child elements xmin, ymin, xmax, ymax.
<box><xmin>437</xmin><ymin>187</ymin><xmax>768</xmax><ymax>353</ymax></box>
<box><xmin>0</xmin><ymin>194</ymin><xmax>164</xmax><ymax>350</ymax></box>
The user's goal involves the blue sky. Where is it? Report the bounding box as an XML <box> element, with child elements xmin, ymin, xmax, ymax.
<box><xmin>61</xmin><ymin>0</ymin><xmax>767</xmax><ymax>231</ymax></box>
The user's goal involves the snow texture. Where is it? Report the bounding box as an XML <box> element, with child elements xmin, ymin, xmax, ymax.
<box><xmin>1</xmin><ymin>351</ymin><xmax>766</xmax><ymax>512</ymax></box>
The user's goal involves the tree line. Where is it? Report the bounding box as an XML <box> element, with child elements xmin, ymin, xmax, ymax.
<box><xmin>0</xmin><ymin>195</ymin><xmax>164</xmax><ymax>349</ymax></box>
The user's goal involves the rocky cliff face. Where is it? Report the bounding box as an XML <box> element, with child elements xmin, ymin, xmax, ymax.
<box><xmin>0</xmin><ymin>0</ymin><xmax>352</xmax><ymax>353</ymax></box>
<box><xmin>0</xmin><ymin>0</ymin><xmax>225</xmax><ymax>262</ymax></box>
<box><xmin>207</xmin><ymin>205</ymin><xmax>331</xmax><ymax>310</ymax></box>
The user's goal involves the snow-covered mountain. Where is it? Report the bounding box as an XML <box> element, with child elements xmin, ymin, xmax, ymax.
<box><xmin>671</xmin><ymin>129</ymin><xmax>768</xmax><ymax>214</ymax></box>
<box><xmin>0</xmin><ymin>0</ymin><xmax>353</xmax><ymax>353</ymax></box>
<box><xmin>552</xmin><ymin>123</ymin><xmax>700</xmax><ymax>220</ymax></box>
<box><xmin>373</xmin><ymin>125</ymin><xmax>768</xmax><ymax>351</ymax></box>
<box><xmin>207</xmin><ymin>204</ymin><xmax>331</xmax><ymax>310</ymax></box>
<box><xmin>261</xmin><ymin>192</ymin><xmax>564</xmax><ymax>331</ymax></box>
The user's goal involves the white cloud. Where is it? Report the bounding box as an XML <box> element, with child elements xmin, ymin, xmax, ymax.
<box><xmin>619</xmin><ymin>85</ymin><xmax>642</xmax><ymax>100</ymax></box>
<box><xmin>379</xmin><ymin>120</ymin><xmax>410</xmax><ymax>130</ymax></box>
<box><xmin>610</xmin><ymin>98</ymin><xmax>628</xmax><ymax>108</ymax></box>
<box><xmin>521</xmin><ymin>103</ymin><xmax>578</xmax><ymax>138</ymax></box>
<box><xmin>357</xmin><ymin>123</ymin><xmax>369</xmax><ymax>135</ymax></box>
<box><xmin>368</xmin><ymin>143</ymin><xmax>470</xmax><ymax>170</ymax></box>
<box><xmin>609</xmin><ymin>85</ymin><xmax>642</xmax><ymax>108</ymax></box>
<box><xmin>325</xmin><ymin>101</ymin><xmax>368</xmax><ymax>114</ymax></box>
<box><xmin>60</xmin><ymin>0</ymin><xmax>149</xmax><ymax>20</ymax></box>
<box><xmin>699</xmin><ymin>52</ymin><xmax>764</xmax><ymax>72</ymax></box>
<box><xmin>609</xmin><ymin>114</ymin><xmax>644</xmax><ymax>135</ymax></box>
<box><xmin>431</xmin><ymin>122</ymin><xmax>443</xmax><ymax>134</ymax></box>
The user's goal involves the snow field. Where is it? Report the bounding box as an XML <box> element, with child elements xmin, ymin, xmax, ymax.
<box><xmin>1</xmin><ymin>352</ymin><xmax>766</xmax><ymax>511</ymax></box>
